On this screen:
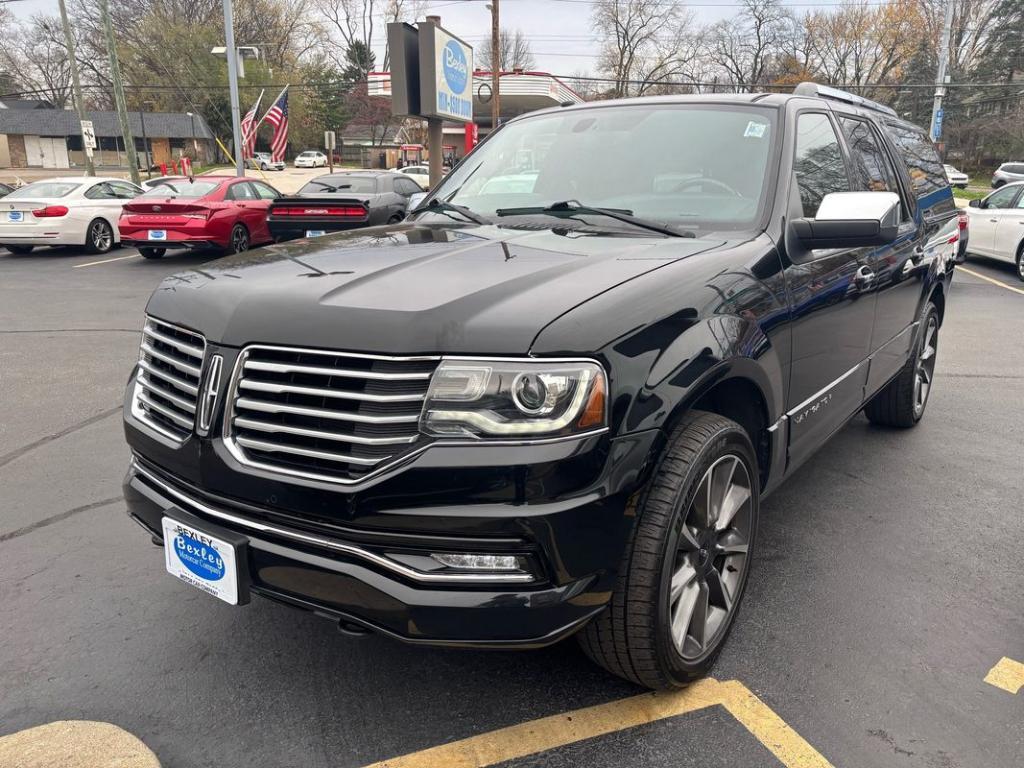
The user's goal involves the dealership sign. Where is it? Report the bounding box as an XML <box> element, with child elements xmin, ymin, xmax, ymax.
<box><xmin>418</xmin><ymin>23</ymin><xmax>473</xmax><ymax>123</ymax></box>
<box><xmin>388</xmin><ymin>21</ymin><xmax>473</xmax><ymax>124</ymax></box>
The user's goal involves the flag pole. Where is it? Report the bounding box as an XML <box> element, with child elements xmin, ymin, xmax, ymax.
<box><xmin>241</xmin><ymin>88</ymin><xmax>265</xmax><ymax>160</ymax></box>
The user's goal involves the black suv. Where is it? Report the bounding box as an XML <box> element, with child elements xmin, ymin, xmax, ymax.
<box><xmin>123</xmin><ymin>83</ymin><xmax>958</xmax><ymax>689</ymax></box>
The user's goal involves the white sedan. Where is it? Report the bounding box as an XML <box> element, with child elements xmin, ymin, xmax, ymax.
<box><xmin>295</xmin><ymin>151</ymin><xmax>328</xmax><ymax>168</ymax></box>
<box><xmin>965</xmin><ymin>181</ymin><xmax>1024</xmax><ymax>281</ymax></box>
<box><xmin>390</xmin><ymin>165</ymin><xmax>429</xmax><ymax>190</ymax></box>
<box><xmin>0</xmin><ymin>176</ymin><xmax>142</xmax><ymax>255</ymax></box>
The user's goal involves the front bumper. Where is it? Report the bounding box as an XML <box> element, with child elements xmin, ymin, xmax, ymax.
<box><xmin>123</xmin><ymin>428</ymin><xmax>659</xmax><ymax>647</ymax></box>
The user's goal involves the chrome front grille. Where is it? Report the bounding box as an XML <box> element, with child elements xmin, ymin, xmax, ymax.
<box><xmin>134</xmin><ymin>317</ymin><xmax>206</xmax><ymax>440</ymax></box>
<box><xmin>225</xmin><ymin>345</ymin><xmax>439</xmax><ymax>483</ymax></box>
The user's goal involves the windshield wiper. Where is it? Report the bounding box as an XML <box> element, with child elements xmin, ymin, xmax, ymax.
<box><xmin>495</xmin><ymin>200</ymin><xmax>693</xmax><ymax>238</ymax></box>
<box><xmin>413</xmin><ymin>198</ymin><xmax>490</xmax><ymax>225</ymax></box>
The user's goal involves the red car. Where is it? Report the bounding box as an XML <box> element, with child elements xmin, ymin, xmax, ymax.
<box><xmin>118</xmin><ymin>176</ymin><xmax>281</xmax><ymax>259</ymax></box>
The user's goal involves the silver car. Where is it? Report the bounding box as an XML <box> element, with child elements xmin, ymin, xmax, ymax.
<box><xmin>992</xmin><ymin>162</ymin><xmax>1024</xmax><ymax>188</ymax></box>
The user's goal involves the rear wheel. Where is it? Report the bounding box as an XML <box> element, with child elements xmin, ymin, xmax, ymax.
<box><xmin>865</xmin><ymin>302</ymin><xmax>939</xmax><ymax>427</ymax></box>
<box><xmin>85</xmin><ymin>219</ymin><xmax>114</xmax><ymax>254</ymax></box>
<box><xmin>139</xmin><ymin>247</ymin><xmax>166</xmax><ymax>259</ymax></box>
<box><xmin>5</xmin><ymin>245</ymin><xmax>34</xmax><ymax>255</ymax></box>
<box><xmin>228</xmin><ymin>224</ymin><xmax>249</xmax><ymax>254</ymax></box>
<box><xmin>579</xmin><ymin>411</ymin><xmax>758</xmax><ymax>689</ymax></box>
<box><xmin>1015</xmin><ymin>242</ymin><xmax>1024</xmax><ymax>283</ymax></box>
<box><xmin>388</xmin><ymin>214</ymin><xmax>404</xmax><ymax>224</ymax></box>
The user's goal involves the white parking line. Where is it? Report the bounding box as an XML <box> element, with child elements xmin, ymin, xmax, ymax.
<box><xmin>956</xmin><ymin>265</ymin><xmax>1024</xmax><ymax>296</ymax></box>
<box><xmin>72</xmin><ymin>253</ymin><xmax>139</xmax><ymax>269</ymax></box>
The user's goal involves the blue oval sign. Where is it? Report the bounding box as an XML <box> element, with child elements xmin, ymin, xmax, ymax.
<box><xmin>173</xmin><ymin>531</ymin><xmax>226</xmax><ymax>581</ymax></box>
<box><xmin>443</xmin><ymin>41</ymin><xmax>468</xmax><ymax>94</ymax></box>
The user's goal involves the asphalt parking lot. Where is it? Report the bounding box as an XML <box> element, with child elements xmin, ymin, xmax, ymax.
<box><xmin>1</xmin><ymin>242</ymin><xmax>1022</xmax><ymax>768</ymax></box>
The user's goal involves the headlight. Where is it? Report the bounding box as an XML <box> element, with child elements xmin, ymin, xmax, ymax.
<box><xmin>421</xmin><ymin>359</ymin><xmax>607</xmax><ymax>439</ymax></box>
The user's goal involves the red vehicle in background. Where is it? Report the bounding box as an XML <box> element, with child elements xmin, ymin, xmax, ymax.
<box><xmin>118</xmin><ymin>176</ymin><xmax>281</xmax><ymax>259</ymax></box>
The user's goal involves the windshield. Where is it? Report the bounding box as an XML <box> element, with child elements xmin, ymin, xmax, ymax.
<box><xmin>300</xmin><ymin>176</ymin><xmax>377</xmax><ymax>194</ymax></box>
<box><xmin>139</xmin><ymin>181</ymin><xmax>219</xmax><ymax>198</ymax></box>
<box><xmin>299</xmin><ymin>152</ymin><xmax>315</xmax><ymax>158</ymax></box>
<box><xmin>425</xmin><ymin>104</ymin><xmax>778</xmax><ymax>231</ymax></box>
<box><xmin>7</xmin><ymin>181</ymin><xmax>81</xmax><ymax>198</ymax></box>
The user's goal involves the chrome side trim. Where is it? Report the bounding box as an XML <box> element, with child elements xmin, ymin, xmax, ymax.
<box><xmin>785</xmin><ymin>361</ymin><xmax>864</xmax><ymax>418</ymax></box>
<box><xmin>767</xmin><ymin>415</ymin><xmax>787</xmax><ymax>433</ymax></box>
<box><xmin>129</xmin><ymin>458</ymin><xmax>535</xmax><ymax>584</ymax></box>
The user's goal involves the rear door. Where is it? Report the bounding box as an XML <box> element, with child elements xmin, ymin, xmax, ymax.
<box><xmin>837</xmin><ymin>115</ymin><xmax>924</xmax><ymax>393</ymax></box>
<box><xmin>992</xmin><ymin>186</ymin><xmax>1024</xmax><ymax>261</ymax></box>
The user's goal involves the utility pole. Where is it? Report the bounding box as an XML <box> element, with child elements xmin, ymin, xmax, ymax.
<box><xmin>98</xmin><ymin>0</ymin><xmax>140</xmax><ymax>184</ymax></box>
<box><xmin>425</xmin><ymin>15</ymin><xmax>444</xmax><ymax>188</ymax></box>
<box><xmin>222</xmin><ymin>0</ymin><xmax>245</xmax><ymax>176</ymax></box>
<box><xmin>490</xmin><ymin>0</ymin><xmax>500</xmax><ymax>131</ymax></box>
<box><xmin>929</xmin><ymin>0</ymin><xmax>955</xmax><ymax>144</ymax></box>
<box><xmin>57</xmin><ymin>0</ymin><xmax>93</xmax><ymax>176</ymax></box>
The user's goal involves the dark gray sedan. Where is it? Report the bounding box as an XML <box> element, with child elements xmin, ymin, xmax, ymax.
<box><xmin>267</xmin><ymin>171</ymin><xmax>423</xmax><ymax>241</ymax></box>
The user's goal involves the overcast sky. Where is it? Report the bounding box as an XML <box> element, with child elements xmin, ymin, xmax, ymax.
<box><xmin>9</xmin><ymin>0</ymin><xmax>761</xmax><ymax>78</ymax></box>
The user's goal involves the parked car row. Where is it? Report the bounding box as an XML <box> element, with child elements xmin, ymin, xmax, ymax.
<box><xmin>0</xmin><ymin>171</ymin><xmax>425</xmax><ymax>258</ymax></box>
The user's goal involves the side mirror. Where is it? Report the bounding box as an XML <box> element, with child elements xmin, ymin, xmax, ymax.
<box><xmin>968</xmin><ymin>198</ymin><xmax>982</xmax><ymax>208</ymax></box>
<box><xmin>792</xmin><ymin>191</ymin><xmax>900</xmax><ymax>249</ymax></box>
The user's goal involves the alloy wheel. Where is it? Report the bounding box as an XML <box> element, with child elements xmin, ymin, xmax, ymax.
<box><xmin>91</xmin><ymin>221</ymin><xmax>112</xmax><ymax>252</ymax></box>
<box><xmin>668</xmin><ymin>454</ymin><xmax>753</xmax><ymax>661</ymax></box>
<box><xmin>914</xmin><ymin>315</ymin><xmax>938</xmax><ymax>417</ymax></box>
<box><xmin>231</xmin><ymin>227</ymin><xmax>249</xmax><ymax>253</ymax></box>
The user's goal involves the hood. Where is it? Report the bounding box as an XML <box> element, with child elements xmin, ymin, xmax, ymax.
<box><xmin>146</xmin><ymin>223</ymin><xmax>727</xmax><ymax>355</ymax></box>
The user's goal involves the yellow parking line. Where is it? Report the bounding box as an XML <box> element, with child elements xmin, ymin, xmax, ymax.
<box><xmin>72</xmin><ymin>254</ymin><xmax>140</xmax><ymax>269</ymax></box>
<box><xmin>956</xmin><ymin>265</ymin><xmax>1024</xmax><ymax>296</ymax></box>
<box><xmin>0</xmin><ymin>720</ymin><xmax>160</xmax><ymax>768</ymax></box>
<box><xmin>363</xmin><ymin>677</ymin><xmax>833</xmax><ymax>768</ymax></box>
<box><xmin>984</xmin><ymin>657</ymin><xmax>1024</xmax><ymax>694</ymax></box>
<box><xmin>71</xmin><ymin>253</ymin><xmax>140</xmax><ymax>268</ymax></box>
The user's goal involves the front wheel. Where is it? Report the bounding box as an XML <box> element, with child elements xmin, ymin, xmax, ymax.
<box><xmin>85</xmin><ymin>219</ymin><xmax>115</xmax><ymax>254</ymax></box>
<box><xmin>139</xmin><ymin>247</ymin><xmax>166</xmax><ymax>259</ymax></box>
<box><xmin>865</xmin><ymin>302</ymin><xmax>939</xmax><ymax>427</ymax></box>
<box><xmin>579</xmin><ymin>411</ymin><xmax>758</xmax><ymax>689</ymax></box>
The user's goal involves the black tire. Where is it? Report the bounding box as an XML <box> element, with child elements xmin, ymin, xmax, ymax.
<box><xmin>228</xmin><ymin>224</ymin><xmax>249</xmax><ymax>254</ymax></box>
<box><xmin>5</xmin><ymin>245</ymin><xmax>34</xmax><ymax>255</ymax></box>
<box><xmin>1015</xmin><ymin>242</ymin><xmax>1024</xmax><ymax>283</ymax></box>
<box><xmin>139</xmin><ymin>247</ymin><xmax>166</xmax><ymax>259</ymax></box>
<box><xmin>388</xmin><ymin>214</ymin><xmax>404</xmax><ymax>224</ymax></box>
<box><xmin>865</xmin><ymin>302</ymin><xmax>939</xmax><ymax>428</ymax></box>
<box><xmin>85</xmin><ymin>218</ymin><xmax>115</xmax><ymax>254</ymax></box>
<box><xmin>579</xmin><ymin>411</ymin><xmax>759</xmax><ymax>689</ymax></box>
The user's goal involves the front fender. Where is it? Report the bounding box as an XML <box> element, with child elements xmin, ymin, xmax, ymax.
<box><xmin>609</xmin><ymin>314</ymin><xmax>785</xmax><ymax>437</ymax></box>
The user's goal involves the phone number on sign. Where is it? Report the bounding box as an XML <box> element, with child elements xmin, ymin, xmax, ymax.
<box><xmin>437</xmin><ymin>92</ymin><xmax>472</xmax><ymax>120</ymax></box>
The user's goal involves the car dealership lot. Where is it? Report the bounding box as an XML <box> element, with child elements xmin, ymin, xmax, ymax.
<box><xmin>1</xmin><ymin>247</ymin><xmax>1021</xmax><ymax>767</ymax></box>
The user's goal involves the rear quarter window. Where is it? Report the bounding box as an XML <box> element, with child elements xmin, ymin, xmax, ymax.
<box><xmin>883</xmin><ymin>122</ymin><xmax>947</xmax><ymax>199</ymax></box>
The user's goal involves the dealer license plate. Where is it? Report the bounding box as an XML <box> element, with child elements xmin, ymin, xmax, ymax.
<box><xmin>305</xmin><ymin>230</ymin><xmax>326</xmax><ymax>238</ymax></box>
<box><xmin>7</xmin><ymin>211</ymin><xmax>23</xmax><ymax>222</ymax></box>
<box><xmin>162</xmin><ymin>515</ymin><xmax>246</xmax><ymax>605</ymax></box>
<box><xmin>148</xmin><ymin>230</ymin><xmax>167</xmax><ymax>241</ymax></box>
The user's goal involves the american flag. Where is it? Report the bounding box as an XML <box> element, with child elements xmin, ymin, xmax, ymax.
<box><xmin>240</xmin><ymin>89</ymin><xmax>264</xmax><ymax>160</ymax></box>
<box><xmin>263</xmin><ymin>87</ymin><xmax>289</xmax><ymax>163</ymax></box>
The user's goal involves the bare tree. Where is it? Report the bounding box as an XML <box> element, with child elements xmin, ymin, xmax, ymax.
<box><xmin>704</xmin><ymin>0</ymin><xmax>793</xmax><ymax>91</ymax></box>
<box><xmin>478</xmin><ymin>28</ymin><xmax>536</xmax><ymax>72</ymax></box>
<box><xmin>315</xmin><ymin>0</ymin><xmax>424</xmax><ymax>71</ymax></box>
<box><xmin>0</xmin><ymin>14</ymin><xmax>73</xmax><ymax>106</ymax></box>
<box><xmin>591</xmin><ymin>0</ymin><xmax>699</xmax><ymax>97</ymax></box>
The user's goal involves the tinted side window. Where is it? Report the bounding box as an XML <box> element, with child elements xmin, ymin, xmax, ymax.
<box><xmin>840</xmin><ymin>118</ymin><xmax>898</xmax><ymax>193</ymax></box>
<box><xmin>794</xmin><ymin>113</ymin><xmax>849</xmax><ymax>218</ymax></box>
<box><xmin>884</xmin><ymin>123</ymin><xmax>947</xmax><ymax>198</ymax></box>
<box><xmin>1003</xmin><ymin>164</ymin><xmax>1024</xmax><ymax>174</ymax></box>
<box><xmin>251</xmin><ymin>182</ymin><xmax>279</xmax><ymax>200</ymax></box>
<box><xmin>85</xmin><ymin>183</ymin><xmax>115</xmax><ymax>200</ymax></box>
<box><xmin>226</xmin><ymin>182</ymin><xmax>257</xmax><ymax>201</ymax></box>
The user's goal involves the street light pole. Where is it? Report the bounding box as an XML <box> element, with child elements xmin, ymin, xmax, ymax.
<box><xmin>57</xmin><ymin>0</ymin><xmax>94</xmax><ymax>176</ymax></box>
<box><xmin>490</xmin><ymin>0</ymin><xmax>500</xmax><ymax>131</ymax></box>
<box><xmin>97</xmin><ymin>0</ymin><xmax>140</xmax><ymax>184</ymax></box>
<box><xmin>929</xmin><ymin>0</ymin><xmax>955</xmax><ymax>145</ymax></box>
<box><xmin>221</xmin><ymin>0</ymin><xmax>245</xmax><ymax>176</ymax></box>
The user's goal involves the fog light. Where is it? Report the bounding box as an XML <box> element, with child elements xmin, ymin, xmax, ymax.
<box><xmin>430</xmin><ymin>553</ymin><xmax>524</xmax><ymax>571</ymax></box>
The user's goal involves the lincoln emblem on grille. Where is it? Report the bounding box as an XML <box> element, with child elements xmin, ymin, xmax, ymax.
<box><xmin>197</xmin><ymin>354</ymin><xmax>224</xmax><ymax>436</ymax></box>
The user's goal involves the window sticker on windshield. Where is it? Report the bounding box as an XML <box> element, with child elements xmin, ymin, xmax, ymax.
<box><xmin>744</xmin><ymin>121</ymin><xmax>768</xmax><ymax>138</ymax></box>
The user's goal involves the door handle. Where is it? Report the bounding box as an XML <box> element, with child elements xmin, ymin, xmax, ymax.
<box><xmin>989</xmin><ymin>218</ymin><xmax>999</xmax><ymax>223</ymax></box>
<box><xmin>854</xmin><ymin>265</ymin><xmax>876</xmax><ymax>287</ymax></box>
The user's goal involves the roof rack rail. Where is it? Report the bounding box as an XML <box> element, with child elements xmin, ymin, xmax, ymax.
<box><xmin>793</xmin><ymin>82</ymin><xmax>898</xmax><ymax>118</ymax></box>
